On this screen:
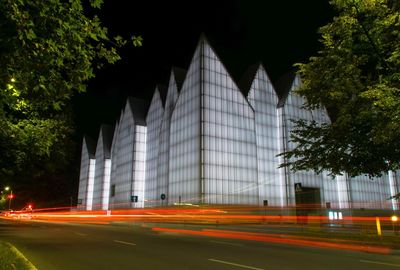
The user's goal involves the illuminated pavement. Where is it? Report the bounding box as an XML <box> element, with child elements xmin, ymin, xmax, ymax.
<box><xmin>0</xmin><ymin>219</ymin><xmax>400</xmax><ymax>270</ymax></box>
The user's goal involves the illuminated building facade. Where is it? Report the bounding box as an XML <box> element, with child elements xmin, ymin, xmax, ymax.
<box><xmin>108</xmin><ymin>98</ymin><xmax>148</xmax><ymax>209</ymax></box>
<box><xmin>92</xmin><ymin>125</ymin><xmax>113</xmax><ymax>210</ymax></box>
<box><xmin>78</xmin><ymin>36</ymin><xmax>399</xmax><ymax>212</ymax></box>
<box><xmin>77</xmin><ymin>136</ymin><xmax>96</xmax><ymax>210</ymax></box>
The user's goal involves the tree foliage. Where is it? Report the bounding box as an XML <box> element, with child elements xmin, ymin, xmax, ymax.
<box><xmin>0</xmin><ymin>0</ymin><xmax>140</xmax><ymax>178</ymax></box>
<box><xmin>281</xmin><ymin>0</ymin><xmax>400</xmax><ymax>177</ymax></box>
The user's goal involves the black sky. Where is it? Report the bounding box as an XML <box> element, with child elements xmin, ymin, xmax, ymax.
<box><xmin>73</xmin><ymin>0</ymin><xmax>334</xmax><ymax>140</ymax></box>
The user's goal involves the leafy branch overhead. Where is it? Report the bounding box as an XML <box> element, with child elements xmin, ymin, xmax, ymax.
<box><xmin>0</xmin><ymin>0</ymin><xmax>142</xmax><ymax>177</ymax></box>
<box><xmin>280</xmin><ymin>0</ymin><xmax>400</xmax><ymax>177</ymax></box>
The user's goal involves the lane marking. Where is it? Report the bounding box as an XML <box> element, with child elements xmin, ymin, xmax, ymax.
<box><xmin>360</xmin><ymin>260</ymin><xmax>400</xmax><ymax>267</ymax></box>
<box><xmin>208</xmin><ymin>259</ymin><xmax>264</xmax><ymax>270</ymax></box>
<box><xmin>74</xmin><ymin>232</ymin><xmax>87</xmax><ymax>236</ymax></box>
<box><xmin>114</xmin><ymin>240</ymin><xmax>136</xmax><ymax>246</ymax></box>
<box><xmin>209</xmin><ymin>240</ymin><xmax>244</xmax><ymax>247</ymax></box>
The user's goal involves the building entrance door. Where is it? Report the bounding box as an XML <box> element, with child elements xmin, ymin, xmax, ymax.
<box><xmin>295</xmin><ymin>186</ymin><xmax>321</xmax><ymax>224</ymax></box>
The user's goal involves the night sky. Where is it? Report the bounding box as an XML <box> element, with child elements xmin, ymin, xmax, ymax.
<box><xmin>73</xmin><ymin>0</ymin><xmax>334</xmax><ymax>141</ymax></box>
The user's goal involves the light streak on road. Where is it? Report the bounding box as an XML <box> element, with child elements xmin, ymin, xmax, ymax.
<box><xmin>209</xmin><ymin>240</ymin><xmax>244</xmax><ymax>247</ymax></box>
<box><xmin>360</xmin><ymin>260</ymin><xmax>400</xmax><ymax>267</ymax></box>
<box><xmin>113</xmin><ymin>240</ymin><xmax>136</xmax><ymax>246</ymax></box>
<box><xmin>2</xmin><ymin>204</ymin><xmax>399</xmax><ymax>249</ymax></box>
<box><xmin>74</xmin><ymin>232</ymin><xmax>87</xmax><ymax>236</ymax></box>
<box><xmin>208</xmin><ymin>258</ymin><xmax>265</xmax><ymax>270</ymax></box>
<box><xmin>152</xmin><ymin>227</ymin><xmax>391</xmax><ymax>254</ymax></box>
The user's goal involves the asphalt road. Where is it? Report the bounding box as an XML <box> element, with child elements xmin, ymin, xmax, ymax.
<box><xmin>1</xmin><ymin>219</ymin><xmax>400</xmax><ymax>270</ymax></box>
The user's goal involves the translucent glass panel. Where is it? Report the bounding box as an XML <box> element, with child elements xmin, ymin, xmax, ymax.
<box><xmin>202</xmin><ymin>43</ymin><xmax>258</xmax><ymax>205</ymax></box>
<box><xmin>277</xmin><ymin>108</ymin><xmax>288</xmax><ymax>206</ymax></box>
<box><xmin>93</xmin><ymin>132</ymin><xmax>106</xmax><ymax>210</ymax></box>
<box><xmin>132</xmin><ymin>125</ymin><xmax>147</xmax><ymax>208</ymax></box>
<box><xmin>101</xmin><ymin>159</ymin><xmax>111</xmax><ymax>210</ymax></box>
<box><xmin>282</xmin><ymin>76</ymin><xmax>392</xmax><ymax>210</ymax></box>
<box><xmin>169</xmin><ymin>46</ymin><xmax>201</xmax><ymax>204</ymax></box>
<box><xmin>157</xmin><ymin>75</ymin><xmax>179</xmax><ymax>204</ymax></box>
<box><xmin>112</xmin><ymin>102</ymin><xmax>135</xmax><ymax>209</ymax></box>
<box><xmin>349</xmin><ymin>174</ymin><xmax>392</xmax><ymax>209</ymax></box>
<box><xmin>145</xmin><ymin>90</ymin><xmax>164</xmax><ymax>207</ymax></box>
<box><xmin>335</xmin><ymin>175</ymin><xmax>351</xmax><ymax>209</ymax></box>
<box><xmin>109</xmin><ymin>119</ymin><xmax>121</xmax><ymax>209</ymax></box>
<box><xmin>389</xmin><ymin>171</ymin><xmax>399</xmax><ymax>210</ymax></box>
<box><xmin>86</xmin><ymin>159</ymin><xmax>96</xmax><ymax>210</ymax></box>
<box><xmin>78</xmin><ymin>138</ymin><xmax>90</xmax><ymax>210</ymax></box>
<box><xmin>282</xmin><ymin>76</ymin><xmax>336</xmax><ymax>207</ymax></box>
<box><xmin>247</xmin><ymin>66</ymin><xmax>283</xmax><ymax>206</ymax></box>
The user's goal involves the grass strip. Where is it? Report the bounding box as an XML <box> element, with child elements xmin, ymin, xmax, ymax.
<box><xmin>0</xmin><ymin>241</ymin><xmax>38</xmax><ymax>270</ymax></box>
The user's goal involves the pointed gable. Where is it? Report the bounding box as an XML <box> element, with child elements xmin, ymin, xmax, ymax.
<box><xmin>165</xmin><ymin>70</ymin><xmax>179</xmax><ymax>116</ymax></box>
<box><xmin>246</xmin><ymin>63</ymin><xmax>282</xmax><ymax>206</ymax></box>
<box><xmin>247</xmin><ymin>63</ymin><xmax>278</xmax><ymax>108</ymax></box>
<box><xmin>144</xmin><ymin>86</ymin><xmax>165</xmax><ymax>207</ymax></box>
<box><xmin>168</xmin><ymin>37</ymin><xmax>203</xmax><ymax>203</ymax></box>
<box><xmin>201</xmin><ymin>36</ymin><xmax>254</xmax><ymax>112</ymax></box>
<box><xmin>146</xmin><ymin>87</ymin><xmax>164</xmax><ymax>124</ymax></box>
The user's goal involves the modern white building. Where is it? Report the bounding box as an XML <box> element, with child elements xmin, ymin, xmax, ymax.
<box><xmin>78</xmin><ymin>36</ymin><xmax>399</xmax><ymax>212</ymax></box>
<box><xmin>92</xmin><ymin>125</ymin><xmax>113</xmax><ymax>210</ymax></box>
<box><xmin>108</xmin><ymin>98</ymin><xmax>148</xmax><ymax>209</ymax></box>
<box><xmin>77</xmin><ymin>136</ymin><xmax>96</xmax><ymax>210</ymax></box>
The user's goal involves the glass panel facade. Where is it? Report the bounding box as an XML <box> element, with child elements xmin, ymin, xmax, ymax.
<box><xmin>110</xmin><ymin>102</ymin><xmax>135</xmax><ymax>209</ymax></box>
<box><xmin>247</xmin><ymin>66</ymin><xmax>282</xmax><ymax>206</ymax></box>
<box><xmin>101</xmin><ymin>159</ymin><xmax>111</xmax><ymax>210</ymax></box>
<box><xmin>92</xmin><ymin>125</ymin><xmax>113</xmax><ymax>210</ymax></box>
<box><xmin>157</xmin><ymin>73</ymin><xmax>179</xmax><ymax>204</ymax></box>
<box><xmin>202</xmin><ymin>42</ymin><xmax>258</xmax><ymax>205</ymax></box>
<box><xmin>93</xmin><ymin>129</ymin><xmax>105</xmax><ymax>210</ymax></box>
<box><xmin>349</xmin><ymin>174</ymin><xmax>391</xmax><ymax>209</ymax></box>
<box><xmin>132</xmin><ymin>125</ymin><xmax>147</xmax><ymax>208</ymax></box>
<box><xmin>282</xmin><ymin>75</ymin><xmax>337</xmax><ymax>207</ymax></box>
<box><xmin>78</xmin><ymin>138</ymin><xmax>90</xmax><ymax>210</ymax></box>
<box><xmin>79</xmin><ymin>36</ymin><xmax>395</xmax><ymax>211</ymax></box>
<box><xmin>277</xmin><ymin>107</ymin><xmax>288</xmax><ymax>206</ymax></box>
<box><xmin>145</xmin><ymin>89</ymin><xmax>164</xmax><ymax>206</ymax></box>
<box><xmin>169</xmin><ymin>45</ymin><xmax>201</xmax><ymax>204</ymax></box>
<box><xmin>109</xmin><ymin>119</ymin><xmax>121</xmax><ymax>208</ymax></box>
<box><xmin>335</xmin><ymin>175</ymin><xmax>350</xmax><ymax>209</ymax></box>
<box><xmin>389</xmin><ymin>171</ymin><xmax>399</xmax><ymax>210</ymax></box>
<box><xmin>86</xmin><ymin>159</ymin><xmax>96</xmax><ymax>210</ymax></box>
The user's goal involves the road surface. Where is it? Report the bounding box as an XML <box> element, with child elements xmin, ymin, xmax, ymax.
<box><xmin>0</xmin><ymin>218</ymin><xmax>399</xmax><ymax>270</ymax></box>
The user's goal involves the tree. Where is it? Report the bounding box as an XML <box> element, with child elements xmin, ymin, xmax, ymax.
<box><xmin>281</xmin><ymin>0</ymin><xmax>400</xmax><ymax>177</ymax></box>
<box><xmin>0</xmin><ymin>0</ymin><xmax>141</xmax><ymax>179</ymax></box>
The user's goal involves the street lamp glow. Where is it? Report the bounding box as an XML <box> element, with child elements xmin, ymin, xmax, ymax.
<box><xmin>391</xmin><ymin>215</ymin><xmax>398</xmax><ymax>222</ymax></box>
<box><xmin>3</xmin><ymin>187</ymin><xmax>13</xmax><ymax>210</ymax></box>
